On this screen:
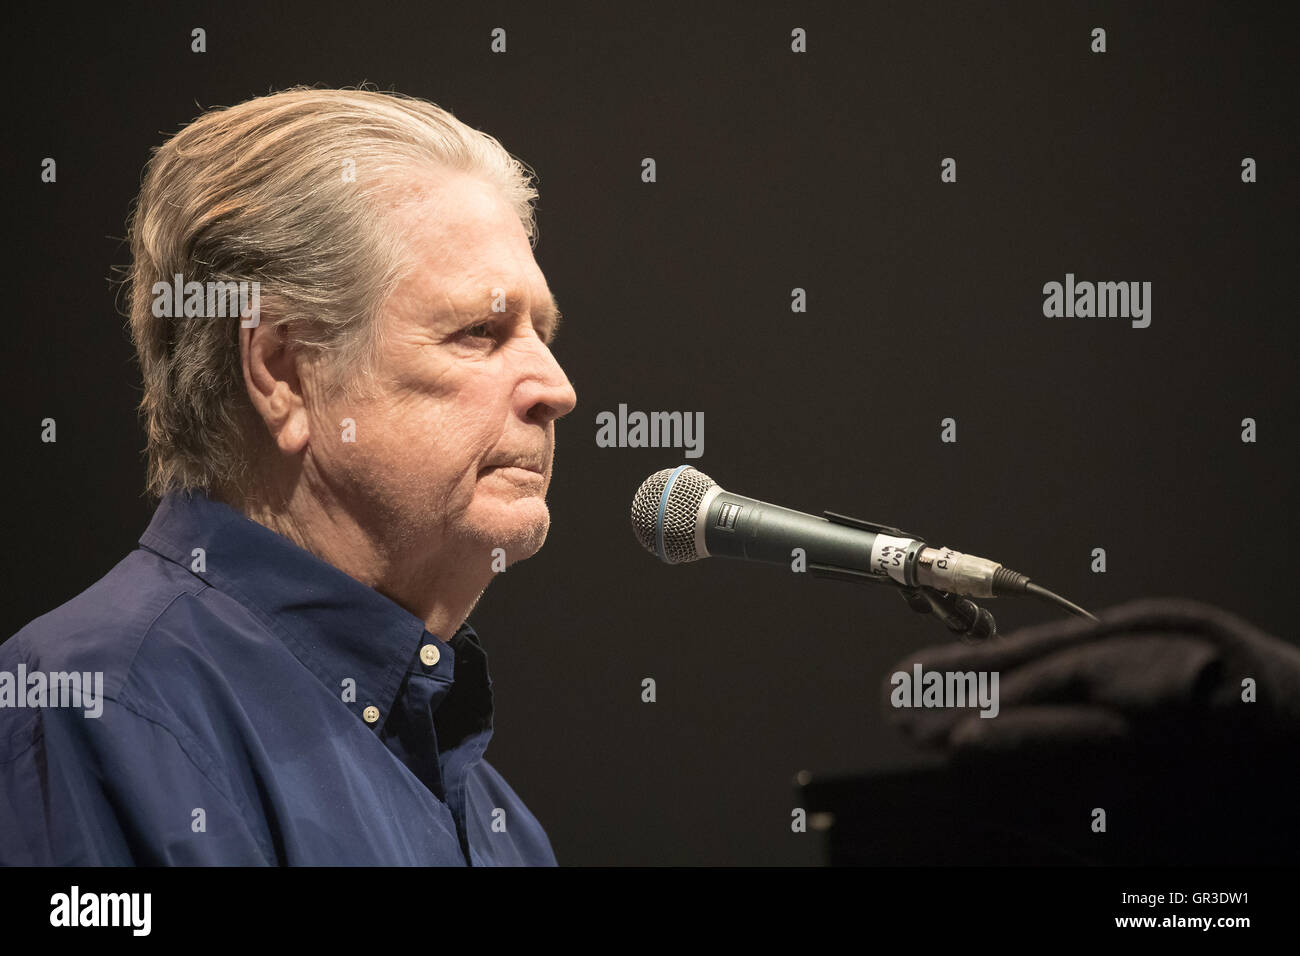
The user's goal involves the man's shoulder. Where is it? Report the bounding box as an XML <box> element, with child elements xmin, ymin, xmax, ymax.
<box><xmin>0</xmin><ymin>550</ymin><xmax>283</xmax><ymax>864</ymax></box>
<box><xmin>0</xmin><ymin>545</ymin><xmax>293</xmax><ymax>777</ymax></box>
<box><xmin>0</xmin><ymin>545</ymin><xmax>286</xmax><ymax>739</ymax></box>
<box><xmin>3</xmin><ymin>548</ymin><xmax>210</xmax><ymax>689</ymax></box>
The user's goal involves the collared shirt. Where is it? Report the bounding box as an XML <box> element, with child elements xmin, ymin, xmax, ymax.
<box><xmin>0</xmin><ymin>489</ymin><xmax>557</xmax><ymax>866</ymax></box>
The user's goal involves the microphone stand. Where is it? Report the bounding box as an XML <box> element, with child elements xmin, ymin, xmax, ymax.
<box><xmin>807</xmin><ymin>512</ymin><xmax>999</xmax><ymax>643</ymax></box>
<box><xmin>896</xmin><ymin>585</ymin><xmax>997</xmax><ymax>643</ymax></box>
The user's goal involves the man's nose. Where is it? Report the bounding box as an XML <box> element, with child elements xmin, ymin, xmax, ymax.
<box><xmin>519</xmin><ymin>338</ymin><xmax>577</xmax><ymax>425</ymax></box>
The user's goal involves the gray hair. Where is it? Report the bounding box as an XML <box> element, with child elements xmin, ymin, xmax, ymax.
<box><xmin>125</xmin><ymin>85</ymin><xmax>539</xmax><ymax>501</ymax></box>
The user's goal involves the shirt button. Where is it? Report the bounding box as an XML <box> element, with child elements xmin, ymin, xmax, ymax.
<box><xmin>420</xmin><ymin>643</ymin><xmax>441</xmax><ymax>667</ymax></box>
<box><xmin>362</xmin><ymin>705</ymin><xmax>380</xmax><ymax>724</ymax></box>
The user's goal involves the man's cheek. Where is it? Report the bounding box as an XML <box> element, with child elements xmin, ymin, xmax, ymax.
<box><xmin>384</xmin><ymin>399</ymin><xmax>455</xmax><ymax>451</ymax></box>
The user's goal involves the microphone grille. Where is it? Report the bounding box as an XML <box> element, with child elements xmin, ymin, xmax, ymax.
<box><xmin>630</xmin><ymin>466</ymin><xmax>717</xmax><ymax>564</ymax></box>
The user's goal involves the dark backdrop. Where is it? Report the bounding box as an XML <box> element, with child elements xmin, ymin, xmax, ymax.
<box><xmin>6</xmin><ymin>1</ymin><xmax>1296</xmax><ymax>865</ymax></box>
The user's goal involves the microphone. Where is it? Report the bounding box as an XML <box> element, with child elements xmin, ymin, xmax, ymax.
<box><xmin>630</xmin><ymin>465</ymin><xmax>1029</xmax><ymax>599</ymax></box>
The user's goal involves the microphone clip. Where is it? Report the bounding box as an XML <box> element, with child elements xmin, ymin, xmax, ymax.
<box><xmin>822</xmin><ymin>510</ymin><xmax>923</xmax><ymax>541</ymax></box>
<box><xmin>818</xmin><ymin>511</ymin><xmax>996</xmax><ymax>641</ymax></box>
<box><xmin>808</xmin><ymin>564</ymin><xmax>998</xmax><ymax>642</ymax></box>
<box><xmin>897</xmin><ymin>585</ymin><xmax>997</xmax><ymax>642</ymax></box>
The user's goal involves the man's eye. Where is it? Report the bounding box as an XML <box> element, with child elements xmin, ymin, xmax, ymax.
<box><xmin>463</xmin><ymin>322</ymin><xmax>495</xmax><ymax>340</ymax></box>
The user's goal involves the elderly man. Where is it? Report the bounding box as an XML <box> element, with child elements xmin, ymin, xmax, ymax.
<box><xmin>0</xmin><ymin>88</ymin><xmax>576</xmax><ymax>865</ymax></box>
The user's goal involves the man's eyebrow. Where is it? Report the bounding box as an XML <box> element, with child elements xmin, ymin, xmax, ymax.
<box><xmin>536</xmin><ymin>293</ymin><xmax>563</xmax><ymax>344</ymax></box>
<box><xmin>452</xmin><ymin>291</ymin><xmax>563</xmax><ymax>342</ymax></box>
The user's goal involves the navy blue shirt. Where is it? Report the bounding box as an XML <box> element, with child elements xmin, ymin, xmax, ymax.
<box><xmin>0</xmin><ymin>490</ymin><xmax>557</xmax><ymax>866</ymax></box>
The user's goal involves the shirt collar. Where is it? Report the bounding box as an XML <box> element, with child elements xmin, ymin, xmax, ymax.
<box><xmin>138</xmin><ymin>488</ymin><xmax>479</xmax><ymax>731</ymax></box>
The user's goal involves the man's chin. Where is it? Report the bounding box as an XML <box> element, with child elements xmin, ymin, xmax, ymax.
<box><xmin>470</xmin><ymin>502</ymin><xmax>550</xmax><ymax>564</ymax></box>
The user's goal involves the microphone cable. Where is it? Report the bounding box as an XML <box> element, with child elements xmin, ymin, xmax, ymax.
<box><xmin>1026</xmin><ymin>582</ymin><xmax>1098</xmax><ymax>621</ymax></box>
<box><xmin>991</xmin><ymin>565</ymin><xmax>1098</xmax><ymax>621</ymax></box>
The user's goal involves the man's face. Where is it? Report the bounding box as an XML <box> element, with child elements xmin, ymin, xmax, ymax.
<box><xmin>301</xmin><ymin>170</ymin><xmax>577</xmax><ymax>570</ymax></box>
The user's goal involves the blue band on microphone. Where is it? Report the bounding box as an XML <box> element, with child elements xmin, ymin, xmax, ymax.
<box><xmin>656</xmin><ymin>465</ymin><xmax>691</xmax><ymax>562</ymax></box>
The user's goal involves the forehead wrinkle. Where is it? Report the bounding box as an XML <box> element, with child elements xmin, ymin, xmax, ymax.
<box><xmin>385</xmin><ymin>179</ymin><xmax>560</xmax><ymax>342</ymax></box>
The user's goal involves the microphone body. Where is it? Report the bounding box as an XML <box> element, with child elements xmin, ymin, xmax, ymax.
<box><xmin>632</xmin><ymin>466</ymin><xmax>1010</xmax><ymax>598</ymax></box>
<box><xmin>698</xmin><ymin>485</ymin><xmax>923</xmax><ymax>584</ymax></box>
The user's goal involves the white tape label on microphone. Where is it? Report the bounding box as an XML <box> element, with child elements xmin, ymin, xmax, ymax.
<box><xmin>870</xmin><ymin>534</ymin><xmax>915</xmax><ymax>584</ymax></box>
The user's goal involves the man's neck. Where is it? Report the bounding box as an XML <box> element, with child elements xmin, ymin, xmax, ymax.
<box><xmin>237</xmin><ymin>483</ymin><xmax>491</xmax><ymax>643</ymax></box>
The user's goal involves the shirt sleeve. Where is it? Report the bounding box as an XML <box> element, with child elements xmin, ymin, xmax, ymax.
<box><xmin>0</xmin><ymin>694</ymin><xmax>275</xmax><ymax>865</ymax></box>
<box><xmin>465</xmin><ymin>758</ymin><xmax>559</xmax><ymax>866</ymax></box>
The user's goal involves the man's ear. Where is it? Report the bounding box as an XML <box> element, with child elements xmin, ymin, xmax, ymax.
<box><xmin>241</xmin><ymin>319</ymin><xmax>311</xmax><ymax>456</ymax></box>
